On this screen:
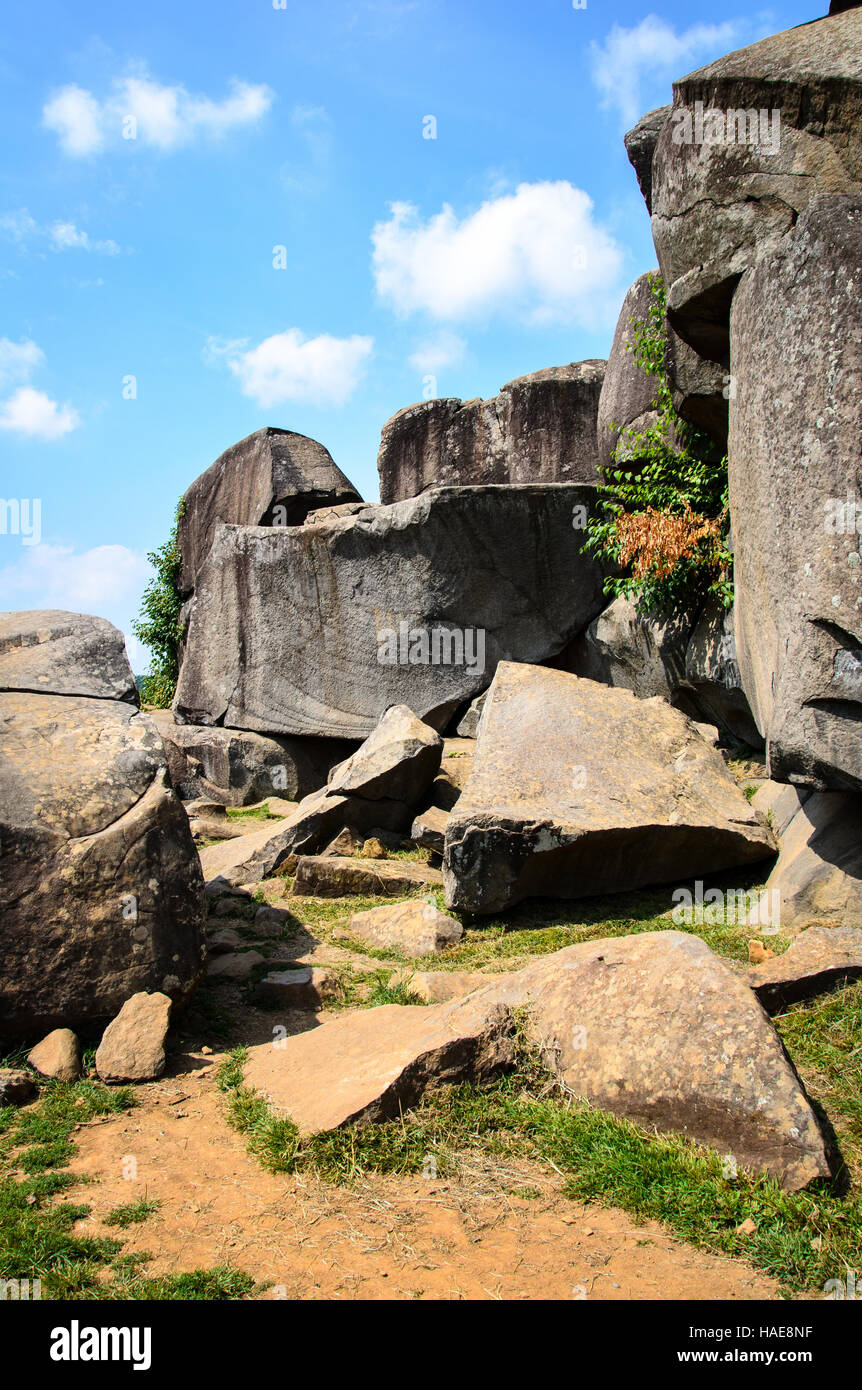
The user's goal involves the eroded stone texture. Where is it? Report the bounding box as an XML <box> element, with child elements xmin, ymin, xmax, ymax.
<box><xmin>0</xmin><ymin>610</ymin><xmax>137</xmax><ymax>703</ymax></box>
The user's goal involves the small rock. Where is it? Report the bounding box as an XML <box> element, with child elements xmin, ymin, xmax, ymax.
<box><xmin>736</xmin><ymin>1218</ymin><xmax>757</xmax><ymax>1237</ymax></box>
<box><xmin>0</xmin><ymin>1069</ymin><xmax>37</xmax><ymax>1106</ymax></box>
<box><xmin>27</xmin><ymin>1028</ymin><xmax>82</xmax><ymax>1082</ymax></box>
<box><xmin>320</xmin><ymin>827</ymin><xmax>364</xmax><ymax>858</ymax></box>
<box><xmin>206</xmin><ymin>951</ymin><xmax>266</xmax><ymax>982</ymax></box>
<box><xmin>411</xmin><ymin>805</ymin><xmax>449</xmax><ymax>855</ymax></box>
<box><xmin>254</xmin><ymin>967</ymin><xmax>339</xmax><ymax>1011</ymax></box>
<box><xmin>350</xmin><ymin>900</ymin><xmax>463</xmax><ymax>956</ymax></box>
<box><xmin>748</xmin><ymin>940</ymin><xmax>774</xmax><ymax>965</ymax></box>
<box><xmin>207</xmin><ymin>927</ymin><xmax>241</xmax><ymax>954</ymax></box>
<box><xmin>95</xmin><ymin>992</ymin><xmax>172</xmax><ymax>1084</ymax></box>
<box><xmin>360</xmin><ymin>837</ymin><xmax>387</xmax><ymax>859</ymax></box>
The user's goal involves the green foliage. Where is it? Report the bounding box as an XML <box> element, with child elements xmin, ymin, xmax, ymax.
<box><xmin>584</xmin><ymin>272</ymin><xmax>732</xmax><ymax>615</ymax></box>
<box><xmin>132</xmin><ymin>500</ymin><xmax>186</xmax><ymax>708</ymax></box>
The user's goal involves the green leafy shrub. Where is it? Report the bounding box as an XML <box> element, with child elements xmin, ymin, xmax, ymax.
<box><xmin>584</xmin><ymin>272</ymin><xmax>732</xmax><ymax>615</ymax></box>
<box><xmin>132</xmin><ymin>501</ymin><xmax>185</xmax><ymax>708</ymax></box>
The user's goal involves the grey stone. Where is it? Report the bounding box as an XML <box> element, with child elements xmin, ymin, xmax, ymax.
<box><xmin>748</xmin><ymin>790</ymin><xmax>862</xmax><ymax>931</ymax></box>
<box><xmin>729</xmin><ymin>196</ymin><xmax>862</xmax><ymax>788</ymax></box>
<box><xmin>175</xmin><ymin>485</ymin><xmax>608</xmax><ymax>739</ymax></box>
<box><xmin>377</xmin><ymin>363</ymin><xmax>605</xmax><ymax>504</ymax></box>
<box><xmin>624</xmin><ymin>104</ymin><xmax>671</xmax><ymax>213</ymax></box>
<box><xmin>749</xmin><ymin>926</ymin><xmax>862</xmax><ymax>1012</ymax></box>
<box><xmin>443</xmin><ymin>662</ymin><xmax>776</xmax><ymax>914</ymax></box>
<box><xmin>684</xmin><ymin>595</ymin><xmax>762</xmax><ymax>747</ymax></box>
<box><xmin>0</xmin><ymin>610</ymin><xmax>137</xmax><ymax>703</ymax></box>
<box><xmin>178</xmin><ymin>426</ymin><xmax>361</xmax><ymax>594</ymax></box>
<box><xmin>564</xmin><ymin>593</ymin><xmax>695</xmax><ymax>704</ymax></box>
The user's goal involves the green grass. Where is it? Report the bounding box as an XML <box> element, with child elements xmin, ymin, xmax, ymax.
<box><xmin>0</xmin><ymin>1075</ymin><xmax>255</xmax><ymax>1300</ymax></box>
<box><xmin>218</xmin><ymin>984</ymin><xmax>862</xmax><ymax>1297</ymax></box>
<box><xmin>366</xmin><ymin>971</ymin><xmax>426</xmax><ymax>1007</ymax></box>
<box><xmin>226</xmin><ymin>804</ymin><xmax>279</xmax><ymax>821</ymax></box>
<box><xmin>103</xmin><ymin>1197</ymin><xmax>161</xmax><ymax>1228</ymax></box>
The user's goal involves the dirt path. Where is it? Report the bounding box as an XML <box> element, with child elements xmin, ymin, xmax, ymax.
<box><xmin>67</xmin><ymin>1050</ymin><xmax>780</xmax><ymax>1301</ymax></box>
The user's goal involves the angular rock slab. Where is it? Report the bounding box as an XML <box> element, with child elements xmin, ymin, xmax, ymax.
<box><xmin>624</xmin><ymin>105</ymin><xmax>671</xmax><ymax>214</ymax></box>
<box><xmin>174</xmin><ymin>484</ymin><xmax>608</xmax><ymax>738</ymax></box>
<box><xmin>748</xmin><ymin>790</ymin><xmax>862</xmax><ymax>931</ymax></box>
<box><xmin>465</xmin><ymin>932</ymin><xmax>831</xmax><ymax>1191</ymax></box>
<box><xmin>651</xmin><ymin>9</ymin><xmax>862</xmax><ymax>359</ymax></box>
<box><xmin>0</xmin><ymin>692</ymin><xmax>205</xmax><ymax>1035</ymax></box>
<box><xmin>95</xmin><ymin>992</ymin><xmax>172</xmax><ymax>1083</ymax></box>
<box><xmin>325</xmin><ymin>704</ymin><xmax>442</xmax><ymax>802</ymax></box>
<box><xmin>730</xmin><ymin>195</ymin><xmax>862</xmax><ymax>790</ymax></box>
<box><xmin>564</xmin><ymin>593</ymin><xmax>695</xmax><ymax>705</ymax></box>
<box><xmin>377</xmin><ymin>363</ymin><xmax>605</xmax><ymax>505</ymax></box>
<box><xmin>178</xmin><ymin>426</ymin><xmax>360</xmax><ymax>595</ymax></box>
<box><xmin>243</xmin><ymin>1000</ymin><xmax>517</xmax><ymax>1133</ymax></box>
<box><xmin>443</xmin><ymin>662</ymin><xmax>776</xmax><ymax>914</ymax></box>
<box><xmin>0</xmin><ymin>610</ymin><xmax>137</xmax><ymax>703</ymax></box>
<box><xmin>749</xmin><ymin>926</ymin><xmax>862</xmax><ymax>1013</ymax></box>
<box><xmin>348</xmin><ymin>900</ymin><xmax>462</xmax><ymax>955</ymax></box>
<box><xmin>291</xmin><ymin>855</ymin><xmax>442</xmax><ymax>899</ymax></box>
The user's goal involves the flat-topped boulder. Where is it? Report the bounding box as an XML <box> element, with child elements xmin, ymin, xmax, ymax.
<box><xmin>291</xmin><ymin>855</ymin><xmax>443</xmax><ymax>899</ymax></box>
<box><xmin>348</xmin><ymin>900</ymin><xmax>461</xmax><ymax>954</ymax></box>
<box><xmin>178</xmin><ymin>426</ymin><xmax>361</xmax><ymax>595</ymax></box>
<box><xmin>377</xmin><ymin>363</ymin><xmax>605</xmax><ymax>504</ymax></box>
<box><xmin>651</xmin><ymin>9</ymin><xmax>862</xmax><ymax>361</ymax></box>
<box><xmin>730</xmin><ymin>195</ymin><xmax>862</xmax><ymax>789</ymax></box>
<box><xmin>174</xmin><ymin>484</ymin><xmax>607</xmax><ymax>739</ymax></box>
<box><xmin>443</xmin><ymin>662</ymin><xmax>776</xmax><ymax>914</ymax></box>
<box><xmin>0</xmin><ymin>610</ymin><xmax>137</xmax><ymax>703</ymax></box>
<box><xmin>0</xmin><ymin>693</ymin><xmax>205</xmax><ymax>1034</ymax></box>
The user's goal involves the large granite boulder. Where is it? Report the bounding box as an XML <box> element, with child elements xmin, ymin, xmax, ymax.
<box><xmin>198</xmin><ymin>704</ymin><xmax>442</xmax><ymax>885</ymax></box>
<box><xmin>178</xmin><ymin>427</ymin><xmax>361</xmax><ymax>595</ymax></box>
<box><xmin>0</xmin><ymin>691</ymin><xmax>205</xmax><ymax>1035</ymax></box>
<box><xmin>377</xmin><ymin>363</ymin><xmax>605</xmax><ymax>504</ymax></box>
<box><xmin>149</xmin><ymin>711</ymin><xmax>353</xmax><ymax>805</ymax></box>
<box><xmin>0</xmin><ymin>610</ymin><xmax>137</xmax><ymax>703</ymax></box>
<box><xmin>651</xmin><ymin>9</ymin><xmax>862</xmax><ymax>363</ymax></box>
<box><xmin>443</xmin><ymin>662</ymin><xmax>776</xmax><ymax>914</ymax></box>
<box><xmin>174</xmin><ymin>485</ymin><xmax>608</xmax><ymax>739</ymax></box>
<box><xmin>729</xmin><ymin>195</ymin><xmax>862</xmax><ymax>789</ymax></box>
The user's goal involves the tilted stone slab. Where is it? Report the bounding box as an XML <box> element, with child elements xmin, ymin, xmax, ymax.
<box><xmin>174</xmin><ymin>484</ymin><xmax>608</xmax><ymax>738</ymax></box>
<box><xmin>291</xmin><ymin>855</ymin><xmax>443</xmax><ymax>899</ymax></box>
<box><xmin>443</xmin><ymin>662</ymin><xmax>776</xmax><ymax>914</ymax></box>
<box><xmin>749</xmin><ymin>926</ymin><xmax>862</xmax><ymax>1013</ymax></box>
<box><xmin>0</xmin><ymin>610</ymin><xmax>137</xmax><ymax>703</ymax></box>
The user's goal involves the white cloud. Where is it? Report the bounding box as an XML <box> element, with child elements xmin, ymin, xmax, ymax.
<box><xmin>372</xmin><ymin>182</ymin><xmax>624</xmax><ymax>327</ymax></box>
<box><xmin>0</xmin><ymin>387</ymin><xmax>80</xmax><ymax>440</ymax></box>
<box><xmin>42</xmin><ymin>70</ymin><xmax>274</xmax><ymax>157</ymax></box>
<box><xmin>0</xmin><ymin>339</ymin><xmax>45</xmax><ymax>390</ymax></box>
<box><xmin>211</xmin><ymin>328</ymin><xmax>374</xmax><ymax>408</ymax></box>
<box><xmin>1</xmin><ymin>207</ymin><xmax>121</xmax><ymax>255</ymax></box>
<box><xmin>408</xmin><ymin>331</ymin><xmax>467</xmax><ymax>374</ymax></box>
<box><xmin>50</xmin><ymin>221</ymin><xmax>120</xmax><ymax>254</ymax></box>
<box><xmin>589</xmin><ymin>15</ymin><xmax>743</xmax><ymax>129</ymax></box>
<box><xmin>0</xmin><ymin>543</ymin><xmax>148</xmax><ymax>617</ymax></box>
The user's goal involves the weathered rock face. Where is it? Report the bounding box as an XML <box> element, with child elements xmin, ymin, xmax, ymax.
<box><xmin>325</xmin><ymin>704</ymin><xmax>442</xmax><ymax>802</ymax></box>
<box><xmin>684</xmin><ymin>595</ymin><xmax>762</xmax><ymax>748</ymax></box>
<box><xmin>149</xmin><ymin>711</ymin><xmax>353</xmax><ymax>805</ymax></box>
<box><xmin>95</xmin><ymin>992</ymin><xmax>172</xmax><ymax>1083</ymax></box>
<box><xmin>469</xmin><ymin>933</ymin><xmax>830</xmax><ymax>1191</ymax></box>
<box><xmin>749</xmin><ymin>926</ymin><xmax>862</xmax><ymax>1013</ymax></box>
<box><xmin>0</xmin><ymin>610</ymin><xmax>137</xmax><ymax>703</ymax></box>
<box><xmin>377</xmin><ymin>364</ymin><xmax>605</xmax><ymax>504</ymax></box>
<box><xmin>651</xmin><ymin>9</ymin><xmax>862</xmax><ymax>363</ymax></box>
<box><xmin>0</xmin><ymin>692</ymin><xmax>205</xmax><ymax>1035</ymax></box>
<box><xmin>564</xmin><ymin>594</ymin><xmax>695</xmax><ymax>705</ymax></box>
<box><xmin>749</xmin><ymin>789</ymin><xmax>862</xmax><ymax>932</ymax></box>
<box><xmin>596</xmin><ymin>275</ymin><xmax>662</xmax><ymax>475</ymax></box>
<box><xmin>443</xmin><ymin>662</ymin><xmax>776</xmax><ymax>914</ymax></box>
<box><xmin>175</xmin><ymin>485</ymin><xmax>608</xmax><ymax>739</ymax></box>
<box><xmin>729</xmin><ymin>196</ymin><xmax>862</xmax><ymax>789</ymax></box>
<box><xmin>178</xmin><ymin>427</ymin><xmax>361</xmax><ymax>595</ymax></box>
<box><xmin>624</xmin><ymin>105</ymin><xmax>671</xmax><ymax>213</ymax></box>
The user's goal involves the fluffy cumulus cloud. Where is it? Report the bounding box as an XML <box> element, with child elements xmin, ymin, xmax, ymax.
<box><xmin>589</xmin><ymin>15</ymin><xmax>743</xmax><ymax>129</ymax></box>
<box><xmin>1</xmin><ymin>208</ymin><xmax>121</xmax><ymax>255</ymax></box>
<box><xmin>372</xmin><ymin>182</ymin><xmax>624</xmax><ymax>327</ymax></box>
<box><xmin>209</xmin><ymin>328</ymin><xmax>374</xmax><ymax>408</ymax></box>
<box><xmin>0</xmin><ymin>340</ymin><xmax>80</xmax><ymax>440</ymax></box>
<box><xmin>0</xmin><ymin>543</ymin><xmax>148</xmax><ymax>611</ymax></box>
<box><xmin>42</xmin><ymin>68</ymin><xmax>273</xmax><ymax>156</ymax></box>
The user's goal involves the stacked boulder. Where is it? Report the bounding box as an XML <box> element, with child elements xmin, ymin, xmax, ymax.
<box><xmin>0</xmin><ymin>611</ymin><xmax>205</xmax><ymax>1036</ymax></box>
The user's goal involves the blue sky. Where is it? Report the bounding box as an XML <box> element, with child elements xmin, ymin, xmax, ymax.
<box><xmin>0</xmin><ymin>0</ymin><xmax>814</xmax><ymax>670</ymax></box>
